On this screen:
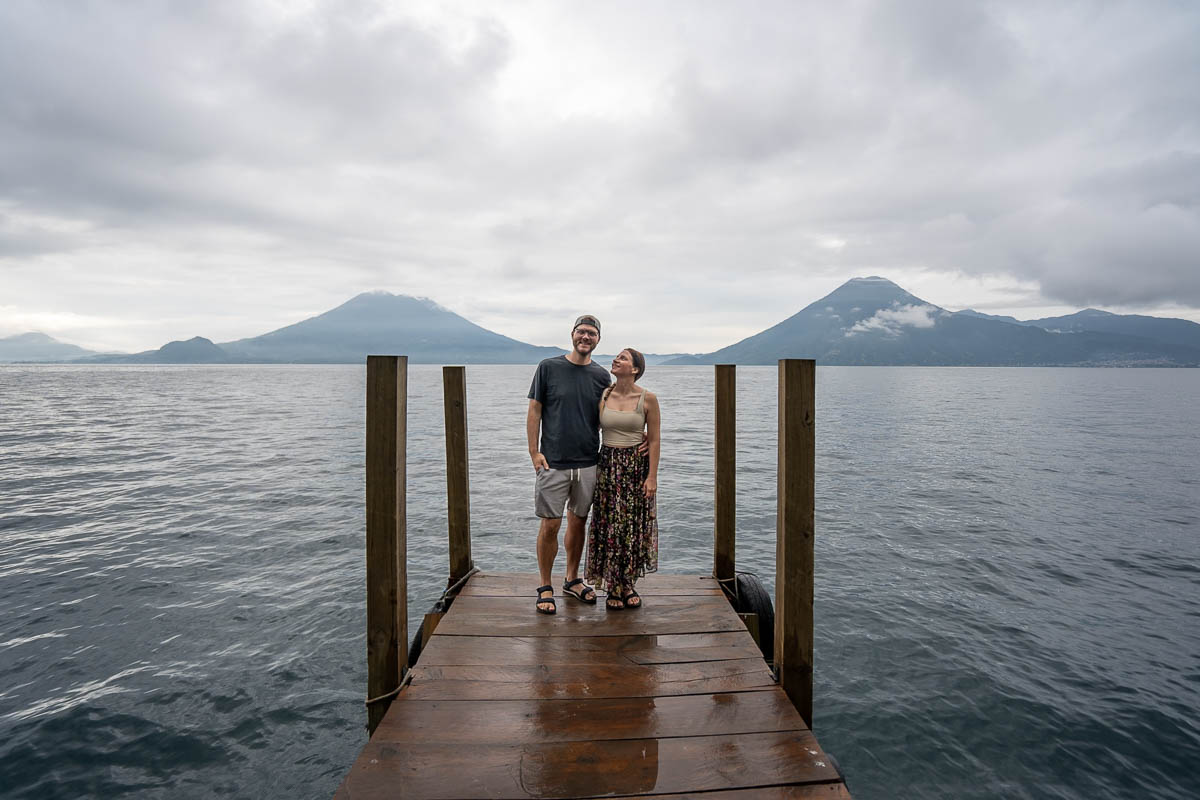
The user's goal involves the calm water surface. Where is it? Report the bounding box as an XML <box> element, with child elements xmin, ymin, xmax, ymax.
<box><xmin>1</xmin><ymin>365</ymin><xmax>1197</xmax><ymax>799</ymax></box>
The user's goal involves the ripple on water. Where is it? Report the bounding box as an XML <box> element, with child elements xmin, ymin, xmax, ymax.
<box><xmin>1</xmin><ymin>364</ymin><xmax>1198</xmax><ymax>800</ymax></box>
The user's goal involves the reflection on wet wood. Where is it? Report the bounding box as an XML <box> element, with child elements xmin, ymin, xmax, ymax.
<box><xmin>375</xmin><ymin>691</ymin><xmax>806</xmax><ymax>744</ymax></box>
<box><xmin>336</xmin><ymin>571</ymin><xmax>850</xmax><ymax>799</ymax></box>
<box><xmin>474</xmin><ymin>571</ymin><xmax>722</xmax><ymax>588</ymax></box>
<box><xmin>460</xmin><ymin>572</ymin><xmax>724</xmax><ymax>597</ymax></box>
<box><xmin>606</xmin><ymin>786</ymin><xmax>853</xmax><ymax>800</ymax></box>
<box><xmin>340</xmin><ymin>731</ymin><xmax>840</xmax><ymax>800</ymax></box>
<box><xmin>417</xmin><ymin>632</ymin><xmax>760</xmax><ymax>666</ymax></box>
<box><xmin>435</xmin><ymin>597</ymin><xmax>745</xmax><ymax>637</ymax></box>
<box><xmin>452</xmin><ymin>594</ymin><xmax>726</xmax><ymax>610</ymax></box>
<box><xmin>404</xmin><ymin>659</ymin><xmax>776</xmax><ymax>701</ymax></box>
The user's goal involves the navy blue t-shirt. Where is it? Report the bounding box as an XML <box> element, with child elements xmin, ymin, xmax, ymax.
<box><xmin>528</xmin><ymin>356</ymin><xmax>611</xmax><ymax>469</ymax></box>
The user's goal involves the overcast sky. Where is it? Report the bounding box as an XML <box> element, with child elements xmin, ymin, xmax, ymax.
<box><xmin>2</xmin><ymin>0</ymin><xmax>1198</xmax><ymax>353</ymax></box>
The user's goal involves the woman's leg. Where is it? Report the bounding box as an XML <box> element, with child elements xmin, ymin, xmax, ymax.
<box><xmin>624</xmin><ymin>579</ymin><xmax>641</xmax><ymax>608</ymax></box>
<box><xmin>605</xmin><ymin>586</ymin><xmax>625</xmax><ymax>610</ymax></box>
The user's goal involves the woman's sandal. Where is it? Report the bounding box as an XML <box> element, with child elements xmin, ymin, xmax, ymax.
<box><xmin>623</xmin><ymin>589</ymin><xmax>642</xmax><ymax>610</ymax></box>
<box><xmin>605</xmin><ymin>594</ymin><xmax>626</xmax><ymax>610</ymax></box>
<box><xmin>563</xmin><ymin>578</ymin><xmax>597</xmax><ymax>604</ymax></box>
<box><xmin>535</xmin><ymin>585</ymin><xmax>556</xmax><ymax>615</ymax></box>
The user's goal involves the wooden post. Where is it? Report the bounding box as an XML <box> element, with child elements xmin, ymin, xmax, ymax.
<box><xmin>714</xmin><ymin>364</ymin><xmax>736</xmax><ymax>587</ymax></box>
<box><xmin>365</xmin><ymin>355</ymin><xmax>407</xmax><ymax>736</ymax></box>
<box><xmin>775</xmin><ymin>358</ymin><xmax>815</xmax><ymax>727</ymax></box>
<box><xmin>443</xmin><ymin>366</ymin><xmax>473</xmax><ymax>584</ymax></box>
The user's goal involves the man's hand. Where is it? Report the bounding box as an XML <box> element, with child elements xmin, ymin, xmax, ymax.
<box><xmin>531</xmin><ymin>452</ymin><xmax>549</xmax><ymax>472</ymax></box>
<box><xmin>637</xmin><ymin>432</ymin><xmax>649</xmax><ymax>455</ymax></box>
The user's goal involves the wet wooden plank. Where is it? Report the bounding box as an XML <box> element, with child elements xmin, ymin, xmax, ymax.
<box><xmin>416</xmin><ymin>632</ymin><xmax>761</xmax><ymax>666</ymax></box>
<box><xmin>604</xmin><ymin>786</ymin><xmax>853</xmax><ymax>800</ymax></box>
<box><xmin>434</xmin><ymin>599</ymin><xmax>745</xmax><ymax>638</ymax></box>
<box><xmin>449</xmin><ymin>594</ymin><xmax>728</xmax><ymax>611</ymax></box>
<box><xmin>458</xmin><ymin>578</ymin><xmax>720</xmax><ymax>597</ymax></box>
<box><xmin>452</xmin><ymin>594</ymin><xmax>729</xmax><ymax>611</ymax></box>
<box><xmin>461</xmin><ymin>576</ymin><xmax>723</xmax><ymax>597</ymax></box>
<box><xmin>336</xmin><ymin>729</ymin><xmax>841</xmax><ymax>800</ymax></box>
<box><xmin>404</xmin><ymin>659</ymin><xmax>776</xmax><ymax>701</ymax></box>
<box><xmin>341</xmin><ymin>568</ymin><xmax>849</xmax><ymax>798</ymax></box>
<box><xmin>375</xmin><ymin>691</ymin><xmax>806</xmax><ymax>744</ymax></box>
<box><xmin>475</xmin><ymin>571</ymin><xmax>722</xmax><ymax>589</ymax></box>
<box><xmin>625</xmin><ymin>645</ymin><xmax>763</xmax><ymax>665</ymax></box>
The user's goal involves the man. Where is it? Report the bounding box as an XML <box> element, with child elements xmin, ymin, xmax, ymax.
<box><xmin>527</xmin><ymin>314</ymin><xmax>610</xmax><ymax>614</ymax></box>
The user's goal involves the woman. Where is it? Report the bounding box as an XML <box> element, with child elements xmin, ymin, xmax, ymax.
<box><xmin>586</xmin><ymin>348</ymin><xmax>660</xmax><ymax>610</ymax></box>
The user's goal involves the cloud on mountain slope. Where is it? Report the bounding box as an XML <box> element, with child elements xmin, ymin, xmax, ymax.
<box><xmin>847</xmin><ymin>304</ymin><xmax>943</xmax><ymax>337</ymax></box>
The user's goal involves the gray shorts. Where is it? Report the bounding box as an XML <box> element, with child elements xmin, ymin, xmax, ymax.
<box><xmin>534</xmin><ymin>466</ymin><xmax>597</xmax><ymax>519</ymax></box>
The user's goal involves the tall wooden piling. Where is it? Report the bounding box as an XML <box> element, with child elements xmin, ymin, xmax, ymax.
<box><xmin>776</xmin><ymin>358</ymin><xmax>815</xmax><ymax>727</ymax></box>
<box><xmin>713</xmin><ymin>364</ymin><xmax>736</xmax><ymax>585</ymax></box>
<box><xmin>364</xmin><ymin>355</ymin><xmax>407</xmax><ymax>736</ymax></box>
<box><xmin>443</xmin><ymin>366</ymin><xmax>473</xmax><ymax>584</ymax></box>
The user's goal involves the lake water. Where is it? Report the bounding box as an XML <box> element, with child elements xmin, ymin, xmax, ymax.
<box><xmin>1</xmin><ymin>364</ymin><xmax>1197</xmax><ymax>799</ymax></box>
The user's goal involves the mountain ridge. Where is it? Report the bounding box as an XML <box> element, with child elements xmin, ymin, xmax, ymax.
<box><xmin>8</xmin><ymin>281</ymin><xmax>1199</xmax><ymax>366</ymax></box>
<box><xmin>0</xmin><ymin>332</ymin><xmax>100</xmax><ymax>363</ymax></box>
<box><xmin>669</xmin><ymin>277</ymin><xmax>1200</xmax><ymax>367</ymax></box>
<box><xmin>73</xmin><ymin>336</ymin><xmax>227</xmax><ymax>364</ymax></box>
<box><xmin>217</xmin><ymin>292</ymin><xmax>564</xmax><ymax>364</ymax></box>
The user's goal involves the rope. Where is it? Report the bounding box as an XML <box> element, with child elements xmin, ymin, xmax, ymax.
<box><xmin>364</xmin><ymin>670</ymin><xmax>413</xmax><ymax>707</ymax></box>
<box><xmin>713</xmin><ymin>570</ymin><xmax>765</xmax><ymax>604</ymax></box>
<box><xmin>363</xmin><ymin>566</ymin><xmax>480</xmax><ymax>709</ymax></box>
<box><xmin>714</xmin><ymin>573</ymin><xmax>739</xmax><ymax>602</ymax></box>
<box><xmin>439</xmin><ymin>566</ymin><xmax>480</xmax><ymax>606</ymax></box>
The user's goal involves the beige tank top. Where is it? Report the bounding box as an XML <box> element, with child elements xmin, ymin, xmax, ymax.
<box><xmin>600</xmin><ymin>388</ymin><xmax>646</xmax><ymax>448</ymax></box>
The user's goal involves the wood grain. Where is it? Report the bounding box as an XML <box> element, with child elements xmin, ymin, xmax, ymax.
<box><xmin>433</xmin><ymin>601</ymin><xmax>746</xmax><ymax>637</ymax></box>
<box><xmin>442</xmin><ymin>366</ymin><xmax>473</xmax><ymax>583</ymax></box>
<box><xmin>403</xmin><ymin>658</ymin><xmax>776</xmax><ymax>701</ymax></box>
<box><xmin>714</xmin><ymin>363</ymin><xmax>736</xmax><ymax>583</ymax></box>
<box><xmin>335</xmin><ymin>730</ymin><xmax>841</xmax><ymax>799</ymax></box>
<box><xmin>472</xmin><ymin>572</ymin><xmax>722</xmax><ymax>589</ymax></box>
<box><xmin>459</xmin><ymin>577</ymin><xmax>723</xmax><ymax>598</ymax></box>
<box><xmin>776</xmin><ymin>358</ymin><xmax>815</xmax><ymax>727</ymax></box>
<box><xmin>374</xmin><ymin>691</ymin><xmax>808</xmax><ymax>744</ymax></box>
<box><xmin>416</xmin><ymin>632</ymin><xmax>761</xmax><ymax>666</ymax></box>
<box><xmin>603</xmin><ymin>786</ymin><xmax>853</xmax><ymax>800</ymax></box>
<box><xmin>364</xmin><ymin>355</ymin><xmax>407</xmax><ymax>736</ymax></box>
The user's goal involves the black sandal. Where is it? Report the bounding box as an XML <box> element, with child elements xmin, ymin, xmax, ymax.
<box><xmin>605</xmin><ymin>595</ymin><xmax>626</xmax><ymax>610</ymax></box>
<box><xmin>623</xmin><ymin>589</ymin><xmax>642</xmax><ymax>609</ymax></box>
<box><xmin>563</xmin><ymin>578</ymin><xmax>597</xmax><ymax>604</ymax></box>
<box><xmin>535</xmin><ymin>585</ymin><xmax>556</xmax><ymax>615</ymax></box>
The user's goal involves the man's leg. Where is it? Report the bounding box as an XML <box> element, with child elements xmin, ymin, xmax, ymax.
<box><xmin>534</xmin><ymin>468</ymin><xmax>571</xmax><ymax>613</ymax></box>
<box><xmin>563</xmin><ymin>465</ymin><xmax>598</xmax><ymax>601</ymax></box>
<box><xmin>537</xmin><ymin>516</ymin><xmax>563</xmax><ymax>609</ymax></box>
<box><xmin>563</xmin><ymin>510</ymin><xmax>587</xmax><ymax>584</ymax></box>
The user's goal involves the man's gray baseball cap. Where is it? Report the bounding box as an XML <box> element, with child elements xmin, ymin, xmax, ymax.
<box><xmin>573</xmin><ymin>315</ymin><xmax>601</xmax><ymax>335</ymax></box>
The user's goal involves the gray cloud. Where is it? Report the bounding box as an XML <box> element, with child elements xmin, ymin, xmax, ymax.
<box><xmin>1</xmin><ymin>0</ymin><xmax>1198</xmax><ymax>351</ymax></box>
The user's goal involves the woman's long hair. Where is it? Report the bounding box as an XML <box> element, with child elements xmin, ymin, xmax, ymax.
<box><xmin>625</xmin><ymin>348</ymin><xmax>646</xmax><ymax>381</ymax></box>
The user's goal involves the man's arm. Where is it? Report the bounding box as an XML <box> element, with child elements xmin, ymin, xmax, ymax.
<box><xmin>527</xmin><ymin>399</ymin><xmax>548</xmax><ymax>471</ymax></box>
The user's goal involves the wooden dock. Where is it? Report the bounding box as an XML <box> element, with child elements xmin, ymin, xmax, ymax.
<box><xmin>336</xmin><ymin>570</ymin><xmax>849</xmax><ymax>799</ymax></box>
<box><xmin>340</xmin><ymin>358</ymin><xmax>850</xmax><ymax>798</ymax></box>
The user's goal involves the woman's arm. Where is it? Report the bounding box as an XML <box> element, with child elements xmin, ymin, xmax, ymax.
<box><xmin>597</xmin><ymin>386</ymin><xmax>610</xmax><ymax>435</ymax></box>
<box><xmin>643</xmin><ymin>392</ymin><xmax>660</xmax><ymax>499</ymax></box>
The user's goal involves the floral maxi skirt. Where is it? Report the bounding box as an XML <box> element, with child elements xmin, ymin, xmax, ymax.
<box><xmin>586</xmin><ymin>445</ymin><xmax>659</xmax><ymax>592</ymax></box>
